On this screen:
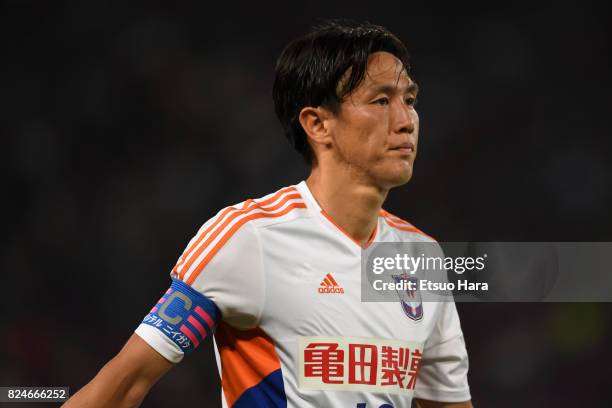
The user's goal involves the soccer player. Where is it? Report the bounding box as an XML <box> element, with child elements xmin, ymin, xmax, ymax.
<box><xmin>64</xmin><ymin>20</ymin><xmax>472</xmax><ymax>408</ymax></box>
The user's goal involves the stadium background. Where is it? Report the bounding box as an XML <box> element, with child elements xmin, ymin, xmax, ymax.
<box><xmin>2</xmin><ymin>1</ymin><xmax>611</xmax><ymax>406</ymax></box>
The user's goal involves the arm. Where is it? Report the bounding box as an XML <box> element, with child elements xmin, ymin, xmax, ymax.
<box><xmin>62</xmin><ymin>334</ymin><xmax>173</xmax><ymax>408</ymax></box>
<box><xmin>63</xmin><ymin>212</ymin><xmax>260</xmax><ymax>407</ymax></box>
<box><xmin>414</xmin><ymin>398</ymin><xmax>473</xmax><ymax>408</ymax></box>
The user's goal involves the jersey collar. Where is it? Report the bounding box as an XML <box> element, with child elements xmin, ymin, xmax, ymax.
<box><xmin>295</xmin><ymin>181</ymin><xmax>378</xmax><ymax>249</ymax></box>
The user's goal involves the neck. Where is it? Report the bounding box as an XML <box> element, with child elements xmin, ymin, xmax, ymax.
<box><xmin>306</xmin><ymin>164</ymin><xmax>388</xmax><ymax>246</ymax></box>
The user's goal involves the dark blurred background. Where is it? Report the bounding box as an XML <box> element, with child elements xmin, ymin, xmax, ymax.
<box><xmin>2</xmin><ymin>0</ymin><xmax>611</xmax><ymax>407</ymax></box>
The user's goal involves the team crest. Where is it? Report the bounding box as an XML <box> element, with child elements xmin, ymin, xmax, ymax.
<box><xmin>392</xmin><ymin>273</ymin><xmax>423</xmax><ymax>321</ymax></box>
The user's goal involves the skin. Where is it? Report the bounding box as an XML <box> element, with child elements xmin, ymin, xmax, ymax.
<box><xmin>300</xmin><ymin>51</ymin><xmax>420</xmax><ymax>246</ymax></box>
<box><xmin>300</xmin><ymin>51</ymin><xmax>473</xmax><ymax>408</ymax></box>
<box><xmin>63</xmin><ymin>51</ymin><xmax>472</xmax><ymax>408</ymax></box>
<box><xmin>62</xmin><ymin>334</ymin><xmax>172</xmax><ymax>407</ymax></box>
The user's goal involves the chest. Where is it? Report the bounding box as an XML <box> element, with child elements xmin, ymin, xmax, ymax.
<box><xmin>257</xmin><ymin>225</ymin><xmax>439</xmax><ymax>344</ymax></box>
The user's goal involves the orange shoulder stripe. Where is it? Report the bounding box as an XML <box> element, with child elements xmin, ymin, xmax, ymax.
<box><xmin>380</xmin><ymin>209</ymin><xmax>413</xmax><ymax>225</ymax></box>
<box><xmin>173</xmin><ymin>186</ymin><xmax>296</xmax><ymax>276</ymax></box>
<box><xmin>180</xmin><ymin>192</ymin><xmax>303</xmax><ymax>281</ymax></box>
<box><xmin>379</xmin><ymin>209</ymin><xmax>434</xmax><ymax>240</ymax></box>
<box><xmin>172</xmin><ymin>199</ymin><xmax>252</xmax><ymax>276</ymax></box>
<box><xmin>184</xmin><ymin>201</ymin><xmax>306</xmax><ymax>285</ymax></box>
<box><xmin>175</xmin><ymin>186</ymin><xmax>297</xmax><ymax>279</ymax></box>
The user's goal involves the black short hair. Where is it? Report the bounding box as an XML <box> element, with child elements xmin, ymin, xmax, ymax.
<box><xmin>272</xmin><ymin>19</ymin><xmax>412</xmax><ymax>164</ymax></box>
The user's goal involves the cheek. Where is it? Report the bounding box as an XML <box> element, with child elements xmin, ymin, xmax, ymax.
<box><xmin>335</xmin><ymin>114</ymin><xmax>378</xmax><ymax>150</ymax></box>
<box><xmin>350</xmin><ymin>112</ymin><xmax>379</xmax><ymax>140</ymax></box>
<box><xmin>333</xmin><ymin>107</ymin><xmax>392</xmax><ymax>162</ymax></box>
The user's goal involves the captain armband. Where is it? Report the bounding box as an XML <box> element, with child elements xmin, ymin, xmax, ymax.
<box><xmin>141</xmin><ymin>278</ymin><xmax>220</xmax><ymax>353</ymax></box>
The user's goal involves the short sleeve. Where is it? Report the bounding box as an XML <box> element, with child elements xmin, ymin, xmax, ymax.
<box><xmin>135</xmin><ymin>218</ymin><xmax>265</xmax><ymax>363</ymax></box>
<box><xmin>414</xmin><ymin>301</ymin><xmax>471</xmax><ymax>402</ymax></box>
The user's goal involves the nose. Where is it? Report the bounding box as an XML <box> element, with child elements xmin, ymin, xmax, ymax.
<box><xmin>391</xmin><ymin>100</ymin><xmax>416</xmax><ymax>135</ymax></box>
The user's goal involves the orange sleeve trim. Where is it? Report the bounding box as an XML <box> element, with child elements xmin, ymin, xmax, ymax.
<box><xmin>185</xmin><ymin>201</ymin><xmax>307</xmax><ymax>285</ymax></box>
<box><xmin>172</xmin><ymin>200</ymin><xmax>252</xmax><ymax>276</ymax></box>
<box><xmin>174</xmin><ymin>186</ymin><xmax>297</xmax><ymax>278</ymax></box>
<box><xmin>178</xmin><ymin>189</ymin><xmax>301</xmax><ymax>281</ymax></box>
<box><xmin>379</xmin><ymin>209</ymin><xmax>435</xmax><ymax>241</ymax></box>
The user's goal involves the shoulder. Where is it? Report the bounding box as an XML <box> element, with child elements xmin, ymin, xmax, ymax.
<box><xmin>172</xmin><ymin>185</ymin><xmax>309</xmax><ymax>283</ymax></box>
<box><xmin>198</xmin><ymin>184</ymin><xmax>309</xmax><ymax>240</ymax></box>
<box><xmin>214</xmin><ymin>184</ymin><xmax>310</xmax><ymax>232</ymax></box>
<box><xmin>378</xmin><ymin>208</ymin><xmax>436</xmax><ymax>242</ymax></box>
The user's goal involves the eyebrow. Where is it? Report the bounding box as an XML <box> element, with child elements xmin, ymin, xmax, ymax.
<box><xmin>369</xmin><ymin>81</ymin><xmax>419</xmax><ymax>96</ymax></box>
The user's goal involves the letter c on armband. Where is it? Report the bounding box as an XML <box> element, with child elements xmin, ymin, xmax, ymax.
<box><xmin>158</xmin><ymin>292</ymin><xmax>192</xmax><ymax>325</ymax></box>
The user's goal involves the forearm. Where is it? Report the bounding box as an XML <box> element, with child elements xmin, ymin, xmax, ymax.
<box><xmin>62</xmin><ymin>335</ymin><xmax>172</xmax><ymax>408</ymax></box>
<box><xmin>62</xmin><ymin>358</ymin><xmax>150</xmax><ymax>408</ymax></box>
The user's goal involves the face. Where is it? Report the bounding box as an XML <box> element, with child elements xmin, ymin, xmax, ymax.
<box><xmin>327</xmin><ymin>51</ymin><xmax>419</xmax><ymax>189</ymax></box>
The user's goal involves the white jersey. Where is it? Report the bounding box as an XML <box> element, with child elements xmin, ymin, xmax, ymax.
<box><xmin>136</xmin><ymin>181</ymin><xmax>470</xmax><ymax>408</ymax></box>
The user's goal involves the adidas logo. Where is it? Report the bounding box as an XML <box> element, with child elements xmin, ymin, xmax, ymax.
<box><xmin>318</xmin><ymin>273</ymin><xmax>345</xmax><ymax>294</ymax></box>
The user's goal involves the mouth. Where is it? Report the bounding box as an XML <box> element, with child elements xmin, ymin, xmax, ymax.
<box><xmin>389</xmin><ymin>142</ymin><xmax>415</xmax><ymax>154</ymax></box>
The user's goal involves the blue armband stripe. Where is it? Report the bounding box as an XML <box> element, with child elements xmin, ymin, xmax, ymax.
<box><xmin>141</xmin><ymin>278</ymin><xmax>220</xmax><ymax>353</ymax></box>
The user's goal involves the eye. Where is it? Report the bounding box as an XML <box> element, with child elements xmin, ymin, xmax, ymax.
<box><xmin>372</xmin><ymin>97</ymin><xmax>389</xmax><ymax>106</ymax></box>
<box><xmin>405</xmin><ymin>96</ymin><xmax>418</xmax><ymax>106</ymax></box>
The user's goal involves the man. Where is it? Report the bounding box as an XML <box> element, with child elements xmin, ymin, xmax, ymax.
<box><xmin>64</xmin><ymin>20</ymin><xmax>472</xmax><ymax>408</ymax></box>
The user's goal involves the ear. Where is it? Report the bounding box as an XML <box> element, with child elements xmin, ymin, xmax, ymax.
<box><xmin>298</xmin><ymin>106</ymin><xmax>333</xmax><ymax>148</ymax></box>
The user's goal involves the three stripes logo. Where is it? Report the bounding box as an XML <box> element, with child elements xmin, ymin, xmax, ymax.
<box><xmin>318</xmin><ymin>273</ymin><xmax>345</xmax><ymax>294</ymax></box>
